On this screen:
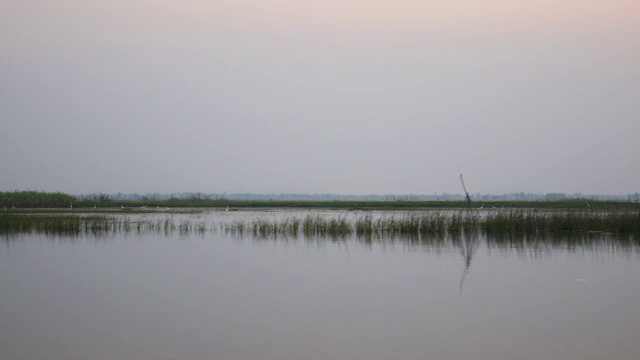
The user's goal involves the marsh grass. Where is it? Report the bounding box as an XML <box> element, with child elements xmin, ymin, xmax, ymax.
<box><xmin>221</xmin><ymin>210</ymin><xmax>640</xmax><ymax>239</ymax></box>
<box><xmin>355</xmin><ymin>213</ymin><xmax>448</xmax><ymax>238</ymax></box>
<box><xmin>220</xmin><ymin>215</ymin><xmax>350</xmax><ymax>239</ymax></box>
<box><xmin>0</xmin><ymin>212</ymin><xmax>213</xmax><ymax>236</ymax></box>
<box><xmin>484</xmin><ymin>209</ymin><xmax>640</xmax><ymax>235</ymax></box>
<box><xmin>0</xmin><ymin>191</ymin><xmax>76</xmax><ymax>209</ymax></box>
<box><xmin>2</xmin><ymin>209</ymin><xmax>639</xmax><ymax>239</ymax></box>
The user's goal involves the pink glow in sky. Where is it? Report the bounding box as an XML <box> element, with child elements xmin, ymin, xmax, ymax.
<box><xmin>1</xmin><ymin>1</ymin><xmax>639</xmax><ymax>195</ymax></box>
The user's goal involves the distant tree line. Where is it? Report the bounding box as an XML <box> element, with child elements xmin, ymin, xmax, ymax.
<box><xmin>92</xmin><ymin>191</ymin><xmax>637</xmax><ymax>202</ymax></box>
<box><xmin>2</xmin><ymin>190</ymin><xmax>638</xmax><ymax>209</ymax></box>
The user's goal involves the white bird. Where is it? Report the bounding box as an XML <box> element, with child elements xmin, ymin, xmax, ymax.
<box><xmin>93</xmin><ymin>204</ymin><xmax>97</xmax><ymax>209</ymax></box>
<box><xmin>225</xmin><ymin>206</ymin><xmax>229</xmax><ymax>212</ymax></box>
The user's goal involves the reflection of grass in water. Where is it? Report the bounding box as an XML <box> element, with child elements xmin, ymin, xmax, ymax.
<box><xmin>0</xmin><ymin>213</ymin><xmax>111</xmax><ymax>236</ymax></box>
<box><xmin>1</xmin><ymin>212</ymin><xmax>638</xmax><ymax>257</ymax></box>
<box><xmin>2</xmin><ymin>210</ymin><xmax>639</xmax><ymax>238</ymax></box>
<box><xmin>0</xmin><ymin>213</ymin><xmax>211</xmax><ymax>236</ymax></box>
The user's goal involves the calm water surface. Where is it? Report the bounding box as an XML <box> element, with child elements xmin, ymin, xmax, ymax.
<box><xmin>1</xmin><ymin>210</ymin><xmax>639</xmax><ymax>360</ymax></box>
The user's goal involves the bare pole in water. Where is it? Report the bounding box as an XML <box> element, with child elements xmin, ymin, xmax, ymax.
<box><xmin>460</xmin><ymin>174</ymin><xmax>472</xmax><ymax>206</ymax></box>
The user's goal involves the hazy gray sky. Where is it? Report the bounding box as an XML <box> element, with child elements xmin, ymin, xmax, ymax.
<box><xmin>1</xmin><ymin>1</ymin><xmax>638</xmax><ymax>195</ymax></box>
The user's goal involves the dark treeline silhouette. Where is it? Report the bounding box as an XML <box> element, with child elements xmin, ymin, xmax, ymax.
<box><xmin>94</xmin><ymin>192</ymin><xmax>638</xmax><ymax>202</ymax></box>
<box><xmin>2</xmin><ymin>190</ymin><xmax>639</xmax><ymax>209</ymax></box>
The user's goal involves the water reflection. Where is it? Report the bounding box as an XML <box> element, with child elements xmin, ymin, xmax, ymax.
<box><xmin>3</xmin><ymin>225</ymin><xmax>639</xmax><ymax>258</ymax></box>
<box><xmin>2</xmin><ymin>213</ymin><xmax>640</xmax><ymax>360</ymax></box>
<box><xmin>456</xmin><ymin>230</ymin><xmax>481</xmax><ymax>294</ymax></box>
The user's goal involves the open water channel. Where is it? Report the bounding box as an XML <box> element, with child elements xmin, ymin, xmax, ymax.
<box><xmin>1</xmin><ymin>209</ymin><xmax>639</xmax><ymax>359</ymax></box>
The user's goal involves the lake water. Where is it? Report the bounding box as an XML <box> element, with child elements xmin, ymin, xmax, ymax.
<box><xmin>2</xmin><ymin>210</ymin><xmax>639</xmax><ymax>360</ymax></box>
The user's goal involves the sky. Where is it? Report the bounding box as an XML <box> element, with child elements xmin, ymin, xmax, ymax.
<box><xmin>1</xmin><ymin>0</ymin><xmax>639</xmax><ymax>196</ymax></box>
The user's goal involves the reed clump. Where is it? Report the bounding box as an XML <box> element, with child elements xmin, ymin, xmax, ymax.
<box><xmin>302</xmin><ymin>215</ymin><xmax>350</xmax><ymax>238</ymax></box>
<box><xmin>484</xmin><ymin>209</ymin><xmax>640</xmax><ymax>235</ymax></box>
<box><xmin>354</xmin><ymin>213</ymin><xmax>448</xmax><ymax>237</ymax></box>
<box><xmin>251</xmin><ymin>219</ymin><xmax>300</xmax><ymax>238</ymax></box>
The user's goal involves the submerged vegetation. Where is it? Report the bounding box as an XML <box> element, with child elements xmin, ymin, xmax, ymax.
<box><xmin>2</xmin><ymin>209</ymin><xmax>639</xmax><ymax>238</ymax></box>
<box><xmin>0</xmin><ymin>213</ymin><xmax>210</xmax><ymax>236</ymax></box>
<box><xmin>2</xmin><ymin>191</ymin><xmax>639</xmax><ymax>249</ymax></box>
